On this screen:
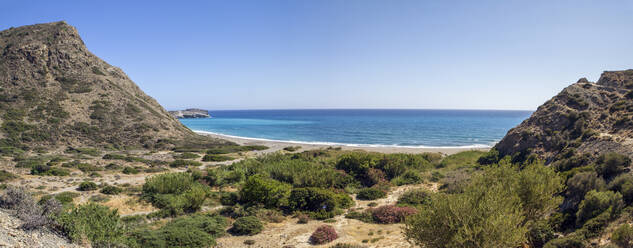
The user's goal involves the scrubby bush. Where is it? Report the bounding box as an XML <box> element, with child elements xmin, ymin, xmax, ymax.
<box><xmin>255</xmin><ymin>208</ymin><xmax>285</xmax><ymax>223</ymax></box>
<box><xmin>283</xmin><ymin>146</ymin><xmax>301</xmax><ymax>152</ymax></box>
<box><xmin>39</xmin><ymin>191</ymin><xmax>79</xmax><ymax>206</ymax></box>
<box><xmin>131</xmin><ymin>213</ymin><xmax>227</xmax><ymax>247</ymax></box>
<box><xmin>404</xmin><ymin>163</ymin><xmax>564</xmax><ymax>248</ymax></box>
<box><xmin>594</xmin><ymin>153</ymin><xmax>630</xmax><ymax>178</ymax></box>
<box><xmin>310</xmin><ymin>225</ymin><xmax>338</xmax><ymax>245</ymax></box>
<box><xmin>397</xmin><ymin>188</ymin><xmax>431</xmax><ymax>206</ymax></box>
<box><xmin>609</xmin><ymin>174</ymin><xmax>633</xmax><ymax>204</ymax></box>
<box><xmin>612</xmin><ymin>223</ymin><xmax>633</xmax><ymax>248</ymax></box>
<box><xmin>566</xmin><ymin>172</ymin><xmax>606</xmax><ymax>204</ymax></box>
<box><xmin>528</xmin><ymin>220</ymin><xmax>556</xmax><ymax>248</ymax></box>
<box><xmin>288</xmin><ymin>187</ymin><xmax>353</xmax><ymax>213</ymax></box>
<box><xmin>122</xmin><ymin>166</ymin><xmax>140</xmax><ymax>174</ymax></box>
<box><xmin>239</xmin><ymin>174</ymin><xmax>291</xmax><ymax>208</ymax></box>
<box><xmin>477</xmin><ymin>149</ymin><xmax>500</xmax><ymax>165</ymax></box>
<box><xmin>100</xmin><ymin>185</ymin><xmax>122</xmax><ymax>195</ymax></box>
<box><xmin>230</xmin><ymin>216</ymin><xmax>263</xmax><ymax>235</ymax></box>
<box><xmin>202</xmin><ymin>154</ymin><xmax>233</xmax><ymax>162</ymax></box>
<box><xmin>169</xmin><ymin>159</ymin><xmax>202</xmax><ymax>168</ymax></box>
<box><xmin>543</xmin><ymin>235</ymin><xmax>586</xmax><ymax>248</ymax></box>
<box><xmin>220</xmin><ymin>191</ymin><xmax>240</xmax><ymax>206</ymax></box>
<box><xmin>370</xmin><ymin>205</ymin><xmax>417</xmax><ymax>224</ymax></box>
<box><xmin>329</xmin><ymin>243</ymin><xmax>368</xmax><ymax>248</ymax></box>
<box><xmin>57</xmin><ymin>203</ymin><xmax>124</xmax><ymax>245</ymax></box>
<box><xmin>392</xmin><ymin>170</ymin><xmax>423</xmax><ymax>186</ymax></box>
<box><xmin>356</xmin><ymin>187</ymin><xmax>386</xmax><ymax>200</ymax></box>
<box><xmin>142</xmin><ymin>173</ymin><xmax>210</xmax><ymax>215</ymax></box>
<box><xmin>30</xmin><ymin>164</ymin><xmax>70</xmax><ymax>176</ymax></box>
<box><xmin>345</xmin><ymin>210</ymin><xmax>373</xmax><ymax>223</ymax></box>
<box><xmin>77</xmin><ymin>181</ymin><xmax>98</xmax><ymax>191</ymax></box>
<box><xmin>297</xmin><ymin>213</ymin><xmax>310</xmax><ymax>224</ymax></box>
<box><xmin>576</xmin><ymin>190</ymin><xmax>623</xmax><ymax>225</ymax></box>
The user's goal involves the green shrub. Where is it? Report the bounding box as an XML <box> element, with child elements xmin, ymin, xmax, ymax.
<box><xmin>202</xmin><ymin>154</ymin><xmax>233</xmax><ymax>162</ymax></box>
<box><xmin>230</xmin><ymin>216</ymin><xmax>263</xmax><ymax>235</ymax></box>
<box><xmin>392</xmin><ymin>170</ymin><xmax>423</xmax><ymax>186</ymax></box>
<box><xmin>220</xmin><ymin>191</ymin><xmax>240</xmax><ymax>206</ymax></box>
<box><xmin>57</xmin><ymin>203</ymin><xmax>124</xmax><ymax>245</ymax></box>
<box><xmin>100</xmin><ymin>185</ymin><xmax>122</xmax><ymax>195</ymax></box>
<box><xmin>345</xmin><ymin>211</ymin><xmax>373</xmax><ymax>223</ymax></box>
<box><xmin>131</xmin><ymin>213</ymin><xmax>227</xmax><ymax>247</ymax></box>
<box><xmin>170</xmin><ymin>159</ymin><xmax>202</xmax><ymax>168</ymax></box>
<box><xmin>477</xmin><ymin>149</ymin><xmax>500</xmax><ymax>165</ymax></box>
<box><xmin>594</xmin><ymin>153</ymin><xmax>630</xmax><ymax>178</ymax></box>
<box><xmin>239</xmin><ymin>175</ymin><xmax>291</xmax><ymax>208</ymax></box>
<box><xmin>288</xmin><ymin>187</ymin><xmax>353</xmax><ymax>212</ymax></box>
<box><xmin>565</xmin><ymin>172</ymin><xmax>606</xmax><ymax>204</ymax></box>
<box><xmin>142</xmin><ymin>172</ymin><xmax>209</xmax><ymax>215</ymax></box>
<box><xmin>39</xmin><ymin>191</ymin><xmax>79</xmax><ymax>206</ymax></box>
<box><xmin>77</xmin><ymin>181</ymin><xmax>98</xmax><ymax>191</ymax></box>
<box><xmin>576</xmin><ymin>190</ymin><xmax>623</xmax><ymax>225</ymax></box>
<box><xmin>77</xmin><ymin>163</ymin><xmax>101</xmax><ymax>173</ymax></box>
<box><xmin>397</xmin><ymin>188</ymin><xmax>431</xmax><ymax>206</ymax></box>
<box><xmin>103</xmin><ymin>153</ymin><xmax>126</xmax><ymax>160</ymax></box>
<box><xmin>527</xmin><ymin>220</ymin><xmax>555</xmax><ymax>248</ymax></box>
<box><xmin>612</xmin><ymin>223</ymin><xmax>633</xmax><ymax>248</ymax></box>
<box><xmin>31</xmin><ymin>164</ymin><xmax>70</xmax><ymax>176</ymax></box>
<box><xmin>609</xmin><ymin>174</ymin><xmax>633</xmax><ymax>204</ymax></box>
<box><xmin>356</xmin><ymin>188</ymin><xmax>386</xmax><ymax>200</ymax></box>
<box><xmin>404</xmin><ymin>163</ymin><xmax>564</xmax><ymax>248</ymax></box>
<box><xmin>122</xmin><ymin>166</ymin><xmax>140</xmax><ymax>174</ymax></box>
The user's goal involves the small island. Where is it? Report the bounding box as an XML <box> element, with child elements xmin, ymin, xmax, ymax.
<box><xmin>168</xmin><ymin>108</ymin><xmax>211</xmax><ymax>118</ymax></box>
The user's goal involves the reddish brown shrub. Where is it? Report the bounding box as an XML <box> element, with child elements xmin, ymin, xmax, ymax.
<box><xmin>365</xmin><ymin>168</ymin><xmax>387</xmax><ymax>186</ymax></box>
<box><xmin>370</xmin><ymin>205</ymin><xmax>418</xmax><ymax>224</ymax></box>
<box><xmin>309</xmin><ymin>225</ymin><xmax>338</xmax><ymax>244</ymax></box>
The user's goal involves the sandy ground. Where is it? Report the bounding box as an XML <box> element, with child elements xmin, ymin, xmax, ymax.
<box><xmin>196</xmin><ymin>131</ymin><xmax>488</xmax><ymax>155</ymax></box>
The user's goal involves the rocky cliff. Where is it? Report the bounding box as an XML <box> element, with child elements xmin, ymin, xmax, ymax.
<box><xmin>495</xmin><ymin>70</ymin><xmax>633</xmax><ymax>165</ymax></box>
<box><xmin>0</xmin><ymin>21</ymin><xmax>206</xmax><ymax>150</ymax></box>
<box><xmin>169</xmin><ymin>108</ymin><xmax>210</xmax><ymax>118</ymax></box>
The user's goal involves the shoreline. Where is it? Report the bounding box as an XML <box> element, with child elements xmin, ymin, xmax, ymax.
<box><xmin>195</xmin><ymin>130</ymin><xmax>490</xmax><ymax>155</ymax></box>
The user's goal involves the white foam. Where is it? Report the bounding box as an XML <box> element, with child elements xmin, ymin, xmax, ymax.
<box><xmin>193</xmin><ymin>130</ymin><xmax>494</xmax><ymax>149</ymax></box>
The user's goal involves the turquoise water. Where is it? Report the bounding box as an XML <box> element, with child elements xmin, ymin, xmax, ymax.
<box><xmin>178</xmin><ymin>109</ymin><xmax>532</xmax><ymax>148</ymax></box>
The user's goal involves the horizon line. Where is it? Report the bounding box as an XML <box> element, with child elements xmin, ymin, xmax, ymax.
<box><xmin>168</xmin><ymin>107</ymin><xmax>536</xmax><ymax>112</ymax></box>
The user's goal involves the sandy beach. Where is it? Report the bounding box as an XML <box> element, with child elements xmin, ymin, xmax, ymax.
<box><xmin>195</xmin><ymin>131</ymin><xmax>489</xmax><ymax>155</ymax></box>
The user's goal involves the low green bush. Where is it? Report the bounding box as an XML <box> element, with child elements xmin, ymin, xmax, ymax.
<box><xmin>576</xmin><ymin>190</ymin><xmax>623</xmax><ymax>225</ymax></box>
<box><xmin>356</xmin><ymin>188</ymin><xmax>386</xmax><ymax>200</ymax></box>
<box><xmin>594</xmin><ymin>153</ymin><xmax>630</xmax><ymax>179</ymax></box>
<box><xmin>100</xmin><ymin>185</ymin><xmax>123</xmax><ymax>195</ymax></box>
<box><xmin>31</xmin><ymin>164</ymin><xmax>70</xmax><ymax>176</ymax></box>
<box><xmin>170</xmin><ymin>159</ymin><xmax>202</xmax><ymax>168</ymax></box>
<box><xmin>142</xmin><ymin>172</ymin><xmax>209</xmax><ymax>215</ymax></box>
<box><xmin>57</xmin><ymin>203</ymin><xmax>124</xmax><ymax>246</ymax></box>
<box><xmin>122</xmin><ymin>167</ymin><xmax>140</xmax><ymax>174</ymax></box>
<box><xmin>287</xmin><ymin>187</ymin><xmax>353</xmax><ymax>212</ymax></box>
<box><xmin>397</xmin><ymin>188</ymin><xmax>431</xmax><ymax>206</ymax></box>
<box><xmin>202</xmin><ymin>154</ymin><xmax>233</xmax><ymax>162</ymax></box>
<box><xmin>543</xmin><ymin>235</ymin><xmax>586</xmax><ymax>248</ymax></box>
<box><xmin>131</xmin><ymin>213</ymin><xmax>228</xmax><ymax>247</ymax></box>
<box><xmin>77</xmin><ymin>181</ymin><xmax>98</xmax><ymax>191</ymax></box>
<box><xmin>230</xmin><ymin>216</ymin><xmax>263</xmax><ymax>235</ymax></box>
<box><xmin>239</xmin><ymin>174</ymin><xmax>291</xmax><ymax>208</ymax></box>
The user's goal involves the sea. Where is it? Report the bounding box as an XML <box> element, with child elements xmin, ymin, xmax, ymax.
<box><xmin>178</xmin><ymin>109</ymin><xmax>532</xmax><ymax>148</ymax></box>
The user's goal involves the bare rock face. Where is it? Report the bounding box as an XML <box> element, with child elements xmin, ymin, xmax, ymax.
<box><xmin>169</xmin><ymin>108</ymin><xmax>210</xmax><ymax>118</ymax></box>
<box><xmin>0</xmin><ymin>21</ymin><xmax>198</xmax><ymax>150</ymax></box>
<box><xmin>494</xmin><ymin>70</ymin><xmax>633</xmax><ymax>164</ymax></box>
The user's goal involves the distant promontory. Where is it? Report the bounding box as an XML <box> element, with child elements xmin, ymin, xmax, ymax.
<box><xmin>169</xmin><ymin>108</ymin><xmax>211</xmax><ymax>118</ymax></box>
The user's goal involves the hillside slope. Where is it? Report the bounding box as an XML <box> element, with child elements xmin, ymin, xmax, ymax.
<box><xmin>495</xmin><ymin>70</ymin><xmax>633</xmax><ymax>164</ymax></box>
<box><xmin>0</xmin><ymin>21</ymin><xmax>204</xmax><ymax>151</ymax></box>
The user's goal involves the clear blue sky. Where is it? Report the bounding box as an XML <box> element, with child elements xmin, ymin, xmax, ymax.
<box><xmin>2</xmin><ymin>0</ymin><xmax>633</xmax><ymax>110</ymax></box>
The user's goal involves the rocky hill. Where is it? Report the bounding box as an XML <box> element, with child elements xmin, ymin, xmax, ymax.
<box><xmin>0</xmin><ymin>21</ymin><xmax>213</xmax><ymax>151</ymax></box>
<box><xmin>495</xmin><ymin>70</ymin><xmax>633</xmax><ymax>165</ymax></box>
<box><xmin>169</xmin><ymin>108</ymin><xmax>210</xmax><ymax>118</ymax></box>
